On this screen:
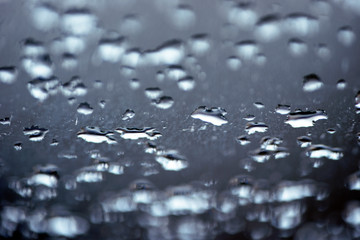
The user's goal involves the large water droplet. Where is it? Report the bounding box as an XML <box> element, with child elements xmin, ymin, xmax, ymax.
<box><xmin>77</xmin><ymin>127</ymin><xmax>116</xmax><ymax>144</ymax></box>
<box><xmin>190</xmin><ymin>106</ymin><xmax>228</xmax><ymax>126</ymax></box>
<box><xmin>115</xmin><ymin>127</ymin><xmax>162</xmax><ymax>140</ymax></box>
<box><xmin>285</xmin><ymin>110</ymin><xmax>327</xmax><ymax>128</ymax></box>
<box><xmin>303</xmin><ymin>73</ymin><xmax>323</xmax><ymax>92</ymax></box>
<box><xmin>306</xmin><ymin>144</ymin><xmax>343</xmax><ymax>160</ymax></box>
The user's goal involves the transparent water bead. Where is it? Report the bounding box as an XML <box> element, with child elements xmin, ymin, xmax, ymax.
<box><xmin>115</xmin><ymin>127</ymin><xmax>162</xmax><ymax>140</ymax></box>
<box><xmin>122</xmin><ymin>109</ymin><xmax>135</xmax><ymax>120</ymax></box>
<box><xmin>23</xmin><ymin>126</ymin><xmax>49</xmax><ymax>142</ymax></box>
<box><xmin>0</xmin><ymin>66</ymin><xmax>18</xmax><ymax>84</ymax></box>
<box><xmin>77</xmin><ymin>102</ymin><xmax>94</xmax><ymax>115</ymax></box>
<box><xmin>337</xmin><ymin>26</ymin><xmax>356</xmax><ymax>47</ymax></box>
<box><xmin>27</xmin><ymin>77</ymin><xmax>61</xmax><ymax>101</ymax></box>
<box><xmin>306</xmin><ymin>144</ymin><xmax>343</xmax><ymax>160</ymax></box>
<box><xmin>191</xmin><ymin>106</ymin><xmax>228</xmax><ymax>126</ymax></box>
<box><xmin>77</xmin><ymin>127</ymin><xmax>116</xmax><ymax>144</ymax></box>
<box><xmin>61</xmin><ymin>9</ymin><xmax>97</xmax><ymax>35</ymax></box>
<box><xmin>285</xmin><ymin>110</ymin><xmax>327</xmax><ymax>128</ymax></box>
<box><xmin>245</xmin><ymin>122</ymin><xmax>268</xmax><ymax>135</ymax></box>
<box><xmin>303</xmin><ymin>73</ymin><xmax>323</xmax><ymax>92</ymax></box>
<box><xmin>155</xmin><ymin>149</ymin><xmax>188</xmax><ymax>171</ymax></box>
<box><xmin>151</xmin><ymin>96</ymin><xmax>174</xmax><ymax>109</ymax></box>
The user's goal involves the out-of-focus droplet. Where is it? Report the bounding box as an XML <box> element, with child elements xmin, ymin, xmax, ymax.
<box><xmin>98</xmin><ymin>100</ymin><xmax>106</xmax><ymax>109</ymax></box>
<box><xmin>27</xmin><ymin>77</ymin><xmax>61</xmax><ymax>101</ymax></box>
<box><xmin>145</xmin><ymin>87</ymin><xmax>163</xmax><ymax>99</ymax></box>
<box><xmin>303</xmin><ymin>73</ymin><xmax>323</xmax><ymax>92</ymax></box>
<box><xmin>327</xmin><ymin>128</ymin><xmax>336</xmax><ymax>134</ymax></box>
<box><xmin>61</xmin><ymin>53</ymin><xmax>78</xmax><ymax>70</ymax></box>
<box><xmin>297</xmin><ymin>136</ymin><xmax>312</xmax><ymax>148</ymax></box>
<box><xmin>120</xmin><ymin>14</ymin><xmax>142</xmax><ymax>35</ymax></box>
<box><xmin>236</xmin><ymin>135</ymin><xmax>251</xmax><ymax>146</ymax></box>
<box><xmin>306</xmin><ymin>144</ymin><xmax>343</xmax><ymax>160</ymax></box>
<box><xmin>355</xmin><ymin>91</ymin><xmax>360</xmax><ymax>110</ymax></box>
<box><xmin>337</xmin><ymin>26</ymin><xmax>356</xmax><ymax>47</ymax></box>
<box><xmin>61</xmin><ymin>76</ymin><xmax>87</xmax><ymax>97</ymax></box>
<box><xmin>336</xmin><ymin>79</ymin><xmax>347</xmax><ymax>90</ymax></box>
<box><xmin>275</xmin><ymin>104</ymin><xmax>291</xmax><ymax>115</ymax></box>
<box><xmin>129</xmin><ymin>78</ymin><xmax>140</xmax><ymax>90</ymax></box>
<box><xmin>191</xmin><ymin>106</ymin><xmax>228</xmax><ymax>126</ymax></box>
<box><xmin>0</xmin><ymin>66</ymin><xmax>17</xmax><ymax>84</ymax></box>
<box><xmin>115</xmin><ymin>127</ymin><xmax>162</xmax><ymax>140</ymax></box>
<box><xmin>255</xmin><ymin>15</ymin><xmax>282</xmax><ymax>42</ymax></box>
<box><xmin>285</xmin><ymin>110</ymin><xmax>327</xmax><ymax>128</ymax></box>
<box><xmin>188</xmin><ymin>34</ymin><xmax>211</xmax><ymax>56</ymax></box>
<box><xmin>122</xmin><ymin>109</ymin><xmax>135</xmax><ymax>120</ymax></box>
<box><xmin>245</xmin><ymin>122</ymin><xmax>268</xmax><ymax>135</ymax></box>
<box><xmin>77</xmin><ymin>102</ymin><xmax>94</xmax><ymax>115</ymax></box>
<box><xmin>144</xmin><ymin>40</ymin><xmax>185</xmax><ymax>65</ymax></box>
<box><xmin>155</xmin><ymin>149</ymin><xmax>188</xmax><ymax>171</ymax></box>
<box><xmin>288</xmin><ymin>38</ymin><xmax>308</xmax><ymax>57</ymax></box>
<box><xmin>284</xmin><ymin>13</ymin><xmax>319</xmax><ymax>36</ymax></box>
<box><xmin>227</xmin><ymin>56</ymin><xmax>241</xmax><ymax>71</ymax></box>
<box><xmin>22</xmin><ymin>56</ymin><xmax>53</xmax><ymax>79</ymax></box>
<box><xmin>271</xmin><ymin>202</ymin><xmax>303</xmax><ymax>230</ymax></box>
<box><xmin>151</xmin><ymin>96</ymin><xmax>174</xmax><ymax>109</ymax></box>
<box><xmin>178</xmin><ymin>76</ymin><xmax>195</xmax><ymax>91</ymax></box>
<box><xmin>171</xmin><ymin>4</ymin><xmax>196</xmax><ymax>29</ymax></box>
<box><xmin>346</xmin><ymin>171</ymin><xmax>360</xmax><ymax>190</ymax></box>
<box><xmin>228</xmin><ymin>3</ymin><xmax>258</xmax><ymax>29</ymax></box>
<box><xmin>31</xmin><ymin>4</ymin><xmax>59</xmax><ymax>31</ymax></box>
<box><xmin>77</xmin><ymin>127</ymin><xmax>116</xmax><ymax>144</ymax></box>
<box><xmin>316</xmin><ymin>44</ymin><xmax>331</xmax><ymax>60</ymax></box>
<box><xmin>343</xmin><ymin>201</ymin><xmax>360</xmax><ymax>228</ymax></box>
<box><xmin>235</xmin><ymin>41</ymin><xmax>259</xmax><ymax>61</ymax></box>
<box><xmin>61</xmin><ymin>9</ymin><xmax>97</xmax><ymax>35</ymax></box>
<box><xmin>46</xmin><ymin>215</ymin><xmax>89</xmax><ymax>237</ymax></box>
<box><xmin>23</xmin><ymin>126</ymin><xmax>49</xmax><ymax>142</ymax></box>
<box><xmin>97</xmin><ymin>34</ymin><xmax>127</xmax><ymax>63</ymax></box>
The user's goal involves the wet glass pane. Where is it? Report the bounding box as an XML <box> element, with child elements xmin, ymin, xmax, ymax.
<box><xmin>0</xmin><ymin>0</ymin><xmax>360</xmax><ymax>239</ymax></box>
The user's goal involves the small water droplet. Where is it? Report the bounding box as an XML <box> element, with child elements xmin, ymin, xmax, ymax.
<box><xmin>337</xmin><ymin>26</ymin><xmax>356</xmax><ymax>47</ymax></box>
<box><xmin>155</xmin><ymin>149</ymin><xmax>188</xmax><ymax>171</ymax></box>
<box><xmin>145</xmin><ymin>87</ymin><xmax>163</xmax><ymax>99</ymax></box>
<box><xmin>243</xmin><ymin>114</ymin><xmax>255</xmax><ymax>121</ymax></box>
<box><xmin>23</xmin><ymin>126</ymin><xmax>49</xmax><ymax>142</ymax></box>
<box><xmin>0</xmin><ymin>66</ymin><xmax>18</xmax><ymax>84</ymax></box>
<box><xmin>227</xmin><ymin>56</ymin><xmax>242</xmax><ymax>71</ymax></box>
<box><xmin>336</xmin><ymin>79</ymin><xmax>347</xmax><ymax>90</ymax></box>
<box><xmin>288</xmin><ymin>38</ymin><xmax>308</xmax><ymax>57</ymax></box>
<box><xmin>151</xmin><ymin>96</ymin><xmax>174</xmax><ymax>109</ymax></box>
<box><xmin>14</xmin><ymin>142</ymin><xmax>22</xmax><ymax>151</ymax></box>
<box><xmin>245</xmin><ymin>122</ymin><xmax>268</xmax><ymax>134</ymax></box>
<box><xmin>61</xmin><ymin>9</ymin><xmax>97</xmax><ymax>35</ymax></box>
<box><xmin>0</xmin><ymin>117</ymin><xmax>11</xmax><ymax>125</ymax></box>
<box><xmin>297</xmin><ymin>136</ymin><xmax>312</xmax><ymax>148</ymax></box>
<box><xmin>253</xmin><ymin>102</ymin><xmax>265</xmax><ymax>109</ymax></box>
<box><xmin>178</xmin><ymin>76</ymin><xmax>195</xmax><ymax>91</ymax></box>
<box><xmin>77</xmin><ymin>102</ymin><xmax>94</xmax><ymax>115</ymax></box>
<box><xmin>303</xmin><ymin>73</ymin><xmax>323</xmax><ymax>92</ymax></box>
<box><xmin>275</xmin><ymin>104</ymin><xmax>291</xmax><ymax>115</ymax></box>
<box><xmin>191</xmin><ymin>106</ymin><xmax>228</xmax><ymax>126</ymax></box>
<box><xmin>122</xmin><ymin>109</ymin><xmax>135</xmax><ymax>120</ymax></box>
<box><xmin>236</xmin><ymin>135</ymin><xmax>251</xmax><ymax>146</ymax></box>
<box><xmin>62</xmin><ymin>76</ymin><xmax>87</xmax><ymax>97</ymax></box>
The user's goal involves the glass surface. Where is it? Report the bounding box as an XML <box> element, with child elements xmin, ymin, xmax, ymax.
<box><xmin>0</xmin><ymin>0</ymin><xmax>360</xmax><ymax>239</ymax></box>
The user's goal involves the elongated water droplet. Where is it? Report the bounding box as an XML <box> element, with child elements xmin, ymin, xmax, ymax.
<box><xmin>191</xmin><ymin>106</ymin><xmax>228</xmax><ymax>126</ymax></box>
<box><xmin>285</xmin><ymin>110</ymin><xmax>327</xmax><ymax>128</ymax></box>
<box><xmin>77</xmin><ymin>127</ymin><xmax>116</xmax><ymax>144</ymax></box>
<box><xmin>23</xmin><ymin>126</ymin><xmax>49</xmax><ymax>142</ymax></box>
<box><xmin>115</xmin><ymin>127</ymin><xmax>162</xmax><ymax>140</ymax></box>
<box><xmin>306</xmin><ymin>144</ymin><xmax>343</xmax><ymax>160</ymax></box>
<box><xmin>245</xmin><ymin>122</ymin><xmax>268</xmax><ymax>134</ymax></box>
<box><xmin>303</xmin><ymin>73</ymin><xmax>323</xmax><ymax>92</ymax></box>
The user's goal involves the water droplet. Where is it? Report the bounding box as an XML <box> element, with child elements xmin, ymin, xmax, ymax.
<box><xmin>303</xmin><ymin>73</ymin><xmax>323</xmax><ymax>92</ymax></box>
<box><xmin>23</xmin><ymin>126</ymin><xmax>49</xmax><ymax>142</ymax></box>
<box><xmin>254</xmin><ymin>102</ymin><xmax>265</xmax><ymax>109</ymax></box>
<box><xmin>120</xmin><ymin>14</ymin><xmax>142</xmax><ymax>35</ymax></box>
<box><xmin>46</xmin><ymin>215</ymin><xmax>89</xmax><ymax>237</ymax></box>
<box><xmin>235</xmin><ymin>40</ymin><xmax>259</xmax><ymax>61</ymax></box>
<box><xmin>306</xmin><ymin>144</ymin><xmax>343</xmax><ymax>160</ymax></box>
<box><xmin>77</xmin><ymin>127</ymin><xmax>116</xmax><ymax>144</ymax></box>
<box><xmin>0</xmin><ymin>66</ymin><xmax>17</xmax><ymax>84</ymax></box>
<box><xmin>228</xmin><ymin>4</ymin><xmax>258</xmax><ymax>29</ymax></box>
<box><xmin>316</xmin><ymin>44</ymin><xmax>331</xmax><ymax>60</ymax></box>
<box><xmin>171</xmin><ymin>4</ymin><xmax>196</xmax><ymax>29</ymax></box>
<box><xmin>97</xmin><ymin>35</ymin><xmax>127</xmax><ymax>63</ymax></box>
<box><xmin>61</xmin><ymin>76</ymin><xmax>87</xmax><ymax>97</ymax></box>
<box><xmin>27</xmin><ymin>77</ymin><xmax>61</xmax><ymax>101</ymax></box>
<box><xmin>245</xmin><ymin>122</ymin><xmax>268</xmax><ymax>135</ymax></box>
<box><xmin>61</xmin><ymin>9</ymin><xmax>97</xmax><ymax>35</ymax></box>
<box><xmin>77</xmin><ymin>102</ymin><xmax>94</xmax><ymax>115</ymax></box>
<box><xmin>343</xmin><ymin>201</ymin><xmax>360</xmax><ymax>227</ymax></box>
<box><xmin>165</xmin><ymin>66</ymin><xmax>187</xmax><ymax>81</ymax></box>
<box><xmin>129</xmin><ymin>78</ymin><xmax>140</xmax><ymax>90</ymax></box>
<box><xmin>260</xmin><ymin>136</ymin><xmax>283</xmax><ymax>151</ymax></box>
<box><xmin>285</xmin><ymin>110</ymin><xmax>327</xmax><ymax>128</ymax></box>
<box><xmin>178</xmin><ymin>76</ymin><xmax>195</xmax><ymax>91</ymax></box>
<box><xmin>275</xmin><ymin>104</ymin><xmax>291</xmax><ymax>115</ymax></box>
<box><xmin>188</xmin><ymin>34</ymin><xmax>211</xmax><ymax>56</ymax></box>
<box><xmin>115</xmin><ymin>127</ymin><xmax>162</xmax><ymax>140</ymax></box>
<box><xmin>297</xmin><ymin>136</ymin><xmax>312</xmax><ymax>148</ymax></box>
<box><xmin>151</xmin><ymin>96</ymin><xmax>174</xmax><ymax>109</ymax></box>
<box><xmin>236</xmin><ymin>135</ymin><xmax>251</xmax><ymax>145</ymax></box>
<box><xmin>336</xmin><ymin>79</ymin><xmax>347</xmax><ymax>90</ymax></box>
<box><xmin>122</xmin><ymin>109</ymin><xmax>135</xmax><ymax>120</ymax></box>
<box><xmin>227</xmin><ymin>56</ymin><xmax>242</xmax><ymax>71</ymax></box>
<box><xmin>31</xmin><ymin>4</ymin><xmax>59</xmax><ymax>31</ymax></box>
<box><xmin>61</xmin><ymin>53</ymin><xmax>78</xmax><ymax>70</ymax></box>
<box><xmin>337</xmin><ymin>26</ymin><xmax>356</xmax><ymax>47</ymax></box>
<box><xmin>22</xmin><ymin>56</ymin><xmax>53</xmax><ymax>79</ymax></box>
<box><xmin>144</xmin><ymin>40</ymin><xmax>185</xmax><ymax>65</ymax></box>
<box><xmin>284</xmin><ymin>13</ymin><xmax>319</xmax><ymax>36</ymax></box>
<box><xmin>145</xmin><ymin>87</ymin><xmax>163</xmax><ymax>99</ymax></box>
<box><xmin>355</xmin><ymin>91</ymin><xmax>360</xmax><ymax>110</ymax></box>
<box><xmin>191</xmin><ymin>106</ymin><xmax>228</xmax><ymax>126</ymax></box>
<box><xmin>243</xmin><ymin>114</ymin><xmax>255</xmax><ymax>121</ymax></box>
<box><xmin>250</xmin><ymin>148</ymin><xmax>272</xmax><ymax>163</ymax></box>
<box><xmin>155</xmin><ymin>149</ymin><xmax>188</xmax><ymax>171</ymax></box>
<box><xmin>255</xmin><ymin>15</ymin><xmax>282</xmax><ymax>42</ymax></box>
<box><xmin>288</xmin><ymin>38</ymin><xmax>308</xmax><ymax>57</ymax></box>
<box><xmin>98</xmin><ymin>100</ymin><xmax>106</xmax><ymax>109</ymax></box>
<box><xmin>0</xmin><ymin>117</ymin><xmax>11</xmax><ymax>125</ymax></box>
<box><xmin>76</xmin><ymin>168</ymin><xmax>103</xmax><ymax>183</ymax></box>
<box><xmin>271</xmin><ymin>202</ymin><xmax>303</xmax><ymax>230</ymax></box>
<box><xmin>346</xmin><ymin>171</ymin><xmax>360</xmax><ymax>190</ymax></box>
<box><xmin>327</xmin><ymin>128</ymin><xmax>336</xmax><ymax>134</ymax></box>
<box><xmin>14</xmin><ymin>142</ymin><xmax>22</xmax><ymax>151</ymax></box>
